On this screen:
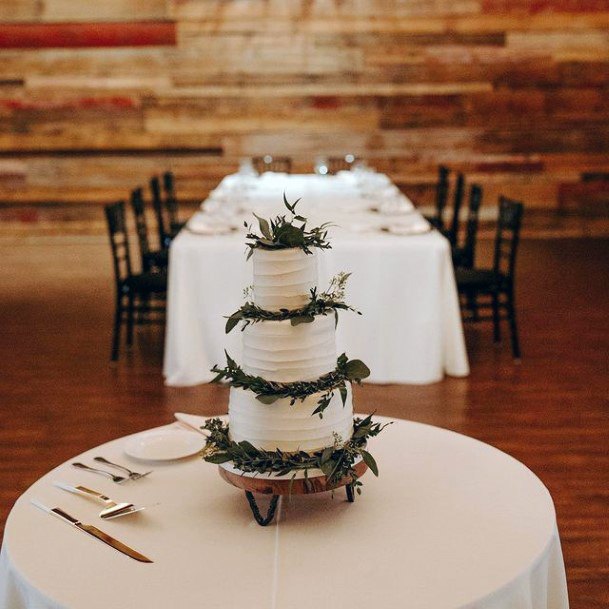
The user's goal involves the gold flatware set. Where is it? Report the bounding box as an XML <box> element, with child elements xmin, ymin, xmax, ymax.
<box><xmin>31</xmin><ymin>457</ymin><xmax>154</xmax><ymax>563</ymax></box>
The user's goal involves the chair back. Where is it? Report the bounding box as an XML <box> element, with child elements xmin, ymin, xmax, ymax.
<box><xmin>327</xmin><ymin>155</ymin><xmax>355</xmax><ymax>174</ymax></box>
<box><xmin>130</xmin><ymin>188</ymin><xmax>151</xmax><ymax>266</ymax></box>
<box><xmin>163</xmin><ymin>171</ymin><xmax>180</xmax><ymax>229</ymax></box>
<box><xmin>105</xmin><ymin>201</ymin><xmax>133</xmax><ymax>287</ymax></box>
<box><xmin>459</xmin><ymin>184</ymin><xmax>483</xmax><ymax>268</ymax></box>
<box><xmin>493</xmin><ymin>196</ymin><xmax>524</xmax><ymax>281</ymax></box>
<box><xmin>434</xmin><ymin>165</ymin><xmax>450</xmax><ymax>229</ymax></box>
<box><xmin>252</xmin><ymin>155</ymin><xmax>292</xmax><ymax>174</ymax></box>
<box><xmin>150</xmin><ymin>175</ymin><xmax>171</xmax><ymax>249</ymax></box>
<box><xmin>447</xmin><ymin>172</ymin><xmax>465</xmax><ymax>247</ymax></box>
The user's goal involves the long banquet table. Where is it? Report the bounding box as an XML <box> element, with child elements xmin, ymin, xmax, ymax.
<box><xmin>163</xmin><ymin>171</ymin><xmax>469</xmax><ymax>386</ymax></box>
<box><xmin>0</xmin><ymin>416</ymin><xmax>568</xmax><ymax>609</ymax></box>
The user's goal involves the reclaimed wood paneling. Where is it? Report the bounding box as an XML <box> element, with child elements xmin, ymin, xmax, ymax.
<box><xmin>0</xmin><ymin>0</ymin><xmax>608</xmax><ymax>221</ymax></box>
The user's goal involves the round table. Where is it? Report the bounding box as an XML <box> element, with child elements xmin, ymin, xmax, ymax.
<box><xmin>0</xmin><ymin>417</ymin><xmax>568</xmax><ymax>609</ymax></box>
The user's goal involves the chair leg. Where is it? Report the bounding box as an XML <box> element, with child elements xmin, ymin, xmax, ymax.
<box><xmin>126</xmin><ymin>295</ymin><xmax>135</xmax><ymax>347</ymax></box>
<box><xmin>111</xmin><ymin>296</ymin><xmax>122</xmax><ymax>361</ymax></box>
<box><xmin>507</xmin><ymin>292</ymin><xmax>521</xmax><ymax>360</ymax></box>
<box><xmin>492</xmin><ymin>291</ymin><xmax>501</xmax><ymax>343</ymax></box>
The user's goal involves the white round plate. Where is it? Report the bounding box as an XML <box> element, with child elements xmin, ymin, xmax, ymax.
<box><xmin>124</xmin><ymin>429</ymin><xmax>204</xmax><ymax>461</ymax></box>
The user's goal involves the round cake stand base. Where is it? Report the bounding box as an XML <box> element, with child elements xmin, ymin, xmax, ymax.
<box><xmin>218</xmin><ymin>460</ymin><xmax>368</xmax><ymax>526</ymax></box>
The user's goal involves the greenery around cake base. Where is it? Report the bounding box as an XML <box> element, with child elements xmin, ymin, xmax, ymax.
<box><xmin>202</xmin><ymin>414</ymin><xmax>391</xmax><ymax>494</ymax></box>
<box><xmin>211</xmin><ymin>352</ymin><xmax>370</xmax><ymax>418</ymax></box>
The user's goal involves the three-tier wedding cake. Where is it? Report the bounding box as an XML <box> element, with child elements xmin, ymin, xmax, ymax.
<box><xmin>202</xmin><ymin>196</ymin><xmax>388</xmax><ymax>520</ymax></box>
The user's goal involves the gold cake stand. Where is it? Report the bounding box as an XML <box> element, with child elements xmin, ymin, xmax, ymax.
<box><xmin>218</xmin><ymin>459</ymin><xmax>368</xmax><ymax>526</ymax></box>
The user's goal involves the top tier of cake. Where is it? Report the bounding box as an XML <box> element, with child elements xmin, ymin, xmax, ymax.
<box><xmin>252</xmin><ymin>248</ymin><xmax>317</xmax><ymax>311</ymax></box>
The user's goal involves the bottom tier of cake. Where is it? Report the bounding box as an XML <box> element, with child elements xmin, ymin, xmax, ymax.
<box><xmin>228</xmin><ymin>384</ymin><xmax>354</xmax><ymax>453</ymax></box>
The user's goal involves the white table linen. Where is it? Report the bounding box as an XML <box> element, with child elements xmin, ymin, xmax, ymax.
<box><xmin>0</xmin><ymin>417</ymin><xmax>568</xmax><ymax>609</ymax></box>
<box><xmin>163</xmin><ymin>172</ymin><xmax>469</xmax><ymax>386</ymax></box>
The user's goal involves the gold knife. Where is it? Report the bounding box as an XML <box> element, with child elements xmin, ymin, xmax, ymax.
<box><xmin>30</xmin><ymin>499</ymin><xmax>153</xmax><ymax>563</ymax></box>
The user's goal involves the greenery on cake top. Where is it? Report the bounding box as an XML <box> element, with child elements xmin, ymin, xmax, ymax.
<box><xmin>211</xmin><ymin>352</ymin><xmax>370</xmax><ymax>418</ymax></box>
<box><xmin>225</xmin><ymin>272</ymin><xmax>360</xmax><ymax>333</ymax></box>
<box><xmin>244</xmin><ymin>194</ymin><xmax>332</xmax><ymax>258</ymax></box>
<box><xmin>201</xmin><ymin>414</ymin><xmax>391</xmax><ymax>492</ymax></box>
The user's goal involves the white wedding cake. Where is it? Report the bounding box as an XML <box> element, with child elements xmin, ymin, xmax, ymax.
<box><xmin>204</xmin><ymin>197</ymin><xmax>387</xmax><ymax>527</ymax></box>
<box><xmin>229</xmin><ymin>248</ymin><xmax>354</xmax><ymax>452</ymax></box>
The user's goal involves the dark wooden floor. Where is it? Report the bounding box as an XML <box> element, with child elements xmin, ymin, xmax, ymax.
<box><xmin>0</xmin><ymin>237</ymin><xmax>608</xmax><ymax>607</ymax></box>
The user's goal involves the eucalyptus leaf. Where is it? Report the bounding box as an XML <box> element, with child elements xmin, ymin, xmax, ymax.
<box><xmin>225</xmin><ymin>314</ymin><xmax>242</xmax><ymax>334</ymax></box>
<box><xmin>253</xmin><ymin>213</ymin><xmax>272</xmax><ymax>240</ymax></box>
<box><xmin>256</xmin><ymin>394</ymin><xmax>280</xmax><ymax>405</ymax></box>
<box><xmin>344</xmin><ymin>359</ymin><xmax>371</xmax><ymax>381</ymax></box>
<box><xmin>205</xmin><ymin>452</ymin><xmax>233</xmax><ymax>464</ymax></box>
<box><xmin>224</xmin><ymin>350</ymin><xmax>237</xmax><ymax>369</ymax></box>
<box><xmin>320</xmin><ymin>459</ymin><xmax>336</xmax><ymax>478</ymax></box>
<box><xmin>360</xmin><ymin>450</ymin><xmax>379</xmax><ymax>476</ymax></box>
<box><xmin>210</xmin><ymin>371</ymin><xmax>225</xmax><ymax>384</ymax></box>
<box><xmin>290</xmin><ymin>315</ymin><xmax>315</xmax><ymax>326</ymax></box>
<box><xmin>283</xmin><ymin>192</ymin><xmax>295</xmax><ymax>213</ymax></box>
<box><xmin>320</xmin><ymin>446</ymin><xmax>334</xmax><ymax>464</ymax></box>
<box><xmin>238</xmin><ymin>441</ymin><xmax>259</xmax><ymax>456</ymax></box>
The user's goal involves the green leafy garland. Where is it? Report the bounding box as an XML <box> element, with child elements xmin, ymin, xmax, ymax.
<box><xmin>202</xmin><ymin>414</ymin><xmax>391</xmax><ymax>493</ymax></box>
<box><xmin>225</xmin><ymin>272</ymin><xmax>360</xmax><ymax>333</ymax></box>
<box><xmin>245</xmin><ymin>193</ymin><xmax>332</xmax><ymax>258</ymax></box>
<box><xmin>211</xmin><ymin>353</ymin><xmax>370</xmax><ymax>418</ymax></box>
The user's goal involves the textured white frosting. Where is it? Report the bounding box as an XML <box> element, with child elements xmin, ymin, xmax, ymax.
<box><xmin>242</xmin><ymin>315</ymin><xmax>336</xmax><ymax>382</ymax></box>
<box><xmin>228</xmin><ymin>384</ymin><xmax>354</xmax><ymax>452</ymax></box>
<box><xmin>252</xmin><ymin>248</ymin><xmax>317</xmax><ymax>311</ymax></box>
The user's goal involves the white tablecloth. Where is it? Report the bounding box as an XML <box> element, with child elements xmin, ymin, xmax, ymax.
<box><xmin>0</xmin><ymin>417</ymin><xmax>568</xmax><ymax>609</ymax></box>
<box><xmin>163</xmin><ymin>172</ymin><xmax>469</xmax><ymax>386</ymax></box>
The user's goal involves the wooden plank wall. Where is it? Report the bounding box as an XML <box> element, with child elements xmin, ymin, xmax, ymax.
<box><xmin>1</xmin><ymin>0</ymin><xmax>609</xmax><ymax>216</ymax></box>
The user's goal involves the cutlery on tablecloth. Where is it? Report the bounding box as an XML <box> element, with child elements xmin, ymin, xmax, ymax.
<box><xmin>72</xmin><ymin>462</ymin><xmax>128</xmax><ymax>484</ymax></box>
<box><xmin>53</xmin><ymin>482</ymin><xmax>145</xmax><ymax>519</ymax></box>
<box><xmin>93</xmin><ymin>456</ymin><xmax>152</xmax><ymax>480</ymax></box>
<box><xmin>30</xmin><ymin>500</ymin><xmax>153</xmax><ymax>563</ymax></box>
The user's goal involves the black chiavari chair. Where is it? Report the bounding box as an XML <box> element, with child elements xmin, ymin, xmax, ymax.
<box><xmin>452</xmin><ymin>183</ymin><xmax>483</xmax><ymax>270</ymax></box>
<box><xmin>425</xmin><ymin>165</ymin><xmax>450</xmax><ymax>230</ymax></box>
<box><xmin>445</xmin><ymin>172</ymin><xmax>465</xmax><ymax>247</ymax></box>
<box><xmin>150</xmin><ymin>175</ymin><xmax>171</xmax><ymax>250</ymax></box>
<box><xmin>162</xmin><ymin>171</ymin><xmax>186</xmax><ymax>236</ymax></box>
<box><xmin>455</xmin><ymin>196</ymin><xmax>524</xmax><ymax>359</ymax></box>
<box><xmin>105</xmin><ymin>201</ymin><xmax>167</xmax><ymax>361</ymax></box>
<box><xmin>130</xmin><ymin>188</ymin><xmax>167</xmax><ymax>272</ymax></box>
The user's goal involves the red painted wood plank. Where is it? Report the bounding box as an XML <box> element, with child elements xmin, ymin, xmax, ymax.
<box><xmin>0</xmin><ymin>22</ymin><xmax>176</xmax><ymax>49</ymax></box>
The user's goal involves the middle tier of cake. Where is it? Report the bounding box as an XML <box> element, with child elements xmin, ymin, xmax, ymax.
<box><xmin>228</xmin><ymin>384</ymin><xmax>354</xmax><ymax>452</ymax></box>
<box><xmin>242</xmin><ymin>314</ymin><xmax>337</xmax><ymax>382</ymax></box>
